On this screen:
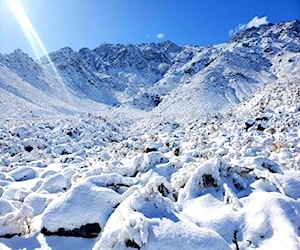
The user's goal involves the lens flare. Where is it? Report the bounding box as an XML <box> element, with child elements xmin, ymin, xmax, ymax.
<box><xmin>6</xmin><ymin>0</ymin><xmax>72</xmax><ymax>102</ymax></box>
<box><xmin>6</xmin><ymin>0</ymin><xmax>47</xmax><ymax>58</ymax></box>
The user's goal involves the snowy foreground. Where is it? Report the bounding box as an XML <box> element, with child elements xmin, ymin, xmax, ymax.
<box><xmin>0</xmin><ymin>20</ymin><xmax>300</xmax><ymax>250</ymax></box>
<box><xmin>0</xmin><ymin>76</ymin><xmax>300</xmax><ymax>249</ymax></box>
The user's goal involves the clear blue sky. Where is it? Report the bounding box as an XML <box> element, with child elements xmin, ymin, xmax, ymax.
<box><xmin>0</xmin><ymin>0</ymin><xmax>299</xmax><ymax>58</ymax></box>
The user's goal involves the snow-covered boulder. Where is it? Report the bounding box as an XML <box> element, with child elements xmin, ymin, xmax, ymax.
<box><xmin>0</xmin><ymin>199</ymin><xmax>33</xmax><ymax>237</ymax></box>
<box><xmin>41</xmin><ymin>177</ymin><xmax>121</xmax><ymax>238</ymax></box>
<box><xmin>24</xmin><ymin>192</ymin><xmax>54</xmax><ymax>216</ymax></box>
<box><xmin>94</xmin><ymin>176</ymin><xmax>230</xmax><ymax>249</ymax></box>
<box><xmin>37</xmin><ymin>173</ymin><xmax>68</xmax><ymax>194</ymax></box>
<box><xmin>8</xmin><ymin>167</ymin><xmax>37</xmax><ymax>182</ymax></box>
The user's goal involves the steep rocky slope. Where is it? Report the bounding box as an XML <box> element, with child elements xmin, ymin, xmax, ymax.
<box><xmin>0</xmin><ymin>20</ymin><xmax>299</xmax><ymax>118</ymax></box>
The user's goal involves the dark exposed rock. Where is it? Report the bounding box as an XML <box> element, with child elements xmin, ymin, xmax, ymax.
<box><xmin>125</xmin><ymin>239</ymin><xmax>141</xmax><ymax>249</ymax></box>
<box><xmin>255</xmin><ymin>117</ymin><xmax>268</xmax><ymax>122</ymax></box>
<box><xmin>0</xmin><ymin>233</ymin><xmax>21</xmax><ymax>238</ymax></box>
<box><xmin>66</xmin><ymin>131</ymin><xmax>73</xmax><ymax>136</ymax></box>
<box><xmin>174</xmin><ymin>147</ymin><xmax>180</xmax><ymax>156</ymax></box>
<box><xmin>245</xmin><ymin>119</ymin><xmax>255</xmax><ymax>131</ymax></box>
<box><xmin>106</xmin><ymin>183</ymin><xmax>130</xmax><ymax>194</ymax></box>
<box><xmin>145</xmin><ymin>147</ymin><xmax>157</xmax><ymax>153</ymax></box>
<box><xmin>158</xmin><ymin>183</ymin><xmax>170</xmax><ymax>197</ymax></box>
<box><xmin>24</xmin><ymin>146</ymin><xmax>33</xmax><ymax>152</ymax></box>
<box><xmin>202</xmin><ymin>174</ymin><xmax>218</xmax><ymax>188</ymax></box>
<box><xmin>257</xmin><ymin>124</ymin><xmax>266</xmax><ymax>131</ymax></box>
<box><xmin>41</xmin><ymin>223</ymin><xmax>101</xmax><ymax>238</ymax></box>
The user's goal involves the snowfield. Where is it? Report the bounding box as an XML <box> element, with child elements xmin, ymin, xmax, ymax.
<box><xmin>0</xmin><ymin>20</ymin><xmax>300</xmax><ymax>249</ymax></box>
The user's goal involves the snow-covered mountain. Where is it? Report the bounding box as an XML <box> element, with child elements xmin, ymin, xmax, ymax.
<box><xmin>0</xmin><ymin>19</ymin><xmax>300</xmax><ymax>250</ymax></box>
<box><xmin>0</xmin><ymin>20</ymin><xmax>299</xmax><ymax>117</ymax></box>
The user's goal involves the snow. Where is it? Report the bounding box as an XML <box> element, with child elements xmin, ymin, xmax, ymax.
<box><xmin>144</xmin><ymin>219</ymin><xmax>230</xmax><ymax>250</ymax></box>
<box><xmin>8</xmin><ymin>167</ymin><xmax>37</xmax><ymax>182</ymax></box>
<box><xmin>41</xmin><ymin>178</ymin><xmax>121</xmax><ymax>232</ymax></box>
<box><xmin>0</xmin><ymin>19</ymin><xmax>299</xmax><ymax>249</ymax></box>
<box><xmin>0</xmin><ymin>199</ymin><xmax>33</xmax><ymax>237</ymax></box>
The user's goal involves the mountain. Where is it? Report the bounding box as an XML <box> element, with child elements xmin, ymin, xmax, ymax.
<box><xmin>0</xmin><ymin>20</ymin><xmax>299</xmax><ymax>119</ymax></box>
<box><xmin>0</xmin><ymin>20</ymin><xmax>300</xmax><ymax>249</ymax></box>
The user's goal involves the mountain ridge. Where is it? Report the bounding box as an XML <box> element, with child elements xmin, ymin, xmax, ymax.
<box><xmin>0</xmin><ymin>19</ymin><xmax>299</xmax><ymax>119</ymax></box>
<box><xmin>0</xmin><ymin>19</ymin><xmax>300</xmax><ymax>249</ymax></box>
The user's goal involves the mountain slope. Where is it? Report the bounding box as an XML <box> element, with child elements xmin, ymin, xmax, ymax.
<box><xmin>0</xmin><ymin>20</ymin><xmax>299</xmax><ymax>118</ymax></box>
<box><xmin>155</xmin><ymin>20</ymin><xmax>299</xmax><ymax>115</ymax></box>
<box><xmin>0</xmin><ymin>53</ymin><xmax>299</xmax><ymax>249</ymax></box>
<box><xmin>0</xmin><ymin>20</ymin><xmax>300</xmax><ymax>250</ymax></box>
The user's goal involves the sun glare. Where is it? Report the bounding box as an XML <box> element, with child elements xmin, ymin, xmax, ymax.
<box><xmin>6</xmin><ymin>0</ymin><xmax>47</xmax><ymax>58</ymax></box>
<box><xmin>6</xmin><ymin>0</ymin><xmax>72</xmax><ymax>102</ymax></box>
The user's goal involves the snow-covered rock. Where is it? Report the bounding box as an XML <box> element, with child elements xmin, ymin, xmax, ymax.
<box><xmin>41</xmin><ymin>177</ymin><xmax>121</xmax><ymax>238</ymax></box>
<box><xmin>0</xmin><ymin>199</ymin><xmax>33</xmax><ymax>237</ymax></box>
<box><xmin>0</xmin><ymin>19</ymin><xmax>299</xmax><ymax>250</ymax></box>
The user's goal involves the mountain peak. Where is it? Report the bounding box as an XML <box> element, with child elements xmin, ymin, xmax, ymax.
<box><xmin>0</xmin><ymin>48</ymin><xmax>36</xmax><ymax>66</ymax></box>
<box><xmin>13</xmin><ymin>48</ymin><xmax>28</xmax><ymax>55</ymax></box>
<box><xmin>231</xmin><ymin>19</ymin><xmax>300</xmax><ymax>43</ymax></box>
<box><xmin>0</xmin><ymin>19</ymin><xmax>299</xmax><ymax>115</ymax></box>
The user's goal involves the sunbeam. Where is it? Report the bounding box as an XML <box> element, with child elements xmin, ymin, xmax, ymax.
<box><xmin>6</xmin><ymin>0</ymin><xmax>72</xmax><ymax>102</ymax></box>
<box><xmin>6</xmin><ymin>0</ymin><xmax>47</xmax><ymax>59</ymax></box>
